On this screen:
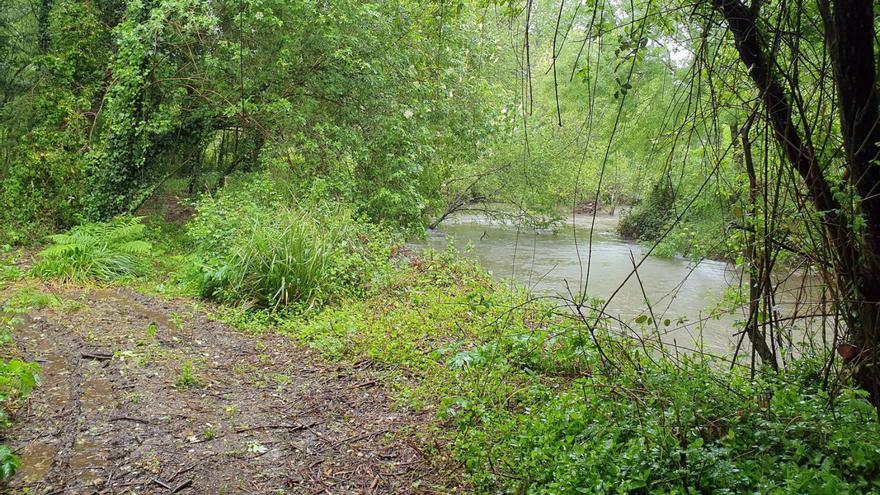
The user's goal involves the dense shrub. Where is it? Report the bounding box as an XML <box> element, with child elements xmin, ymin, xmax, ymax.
<box><xmin>185</xmin><ymin>174</ymin><xmax>284</xmax><ymax>264</ymax></box>
<box><xmin>0</xmin><ymin>0</ymin><xmax>110</xmax><ymax>244</ymax></box>
<box><xmin>618</xmin><ymin>178</ymin><xmax>676</xmax><ymax>242</ymax></box>
<box><xmin>618</xmin><ymin>178</ymin><xmax>745</xmax><ymax>261</ymax></box>
<box><xmin>32</xmin><ymin>216</ymin><xmax>153</xmax><ymax>282</ymax></box>
<box><xmin>187</xmin><ymin>175</ymin><xmax>392</xmax><ymax>310</ymax></box>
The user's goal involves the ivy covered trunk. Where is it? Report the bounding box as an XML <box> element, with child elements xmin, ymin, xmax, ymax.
<box><xmin>85</xmin><ymin>0</ymin><xmax>156</xmax><ymax>219</ymax></box>
<box><xmin>823</xmin><ymin>0</ymin><xmax>880</xmax><ymax>407</ymax></box>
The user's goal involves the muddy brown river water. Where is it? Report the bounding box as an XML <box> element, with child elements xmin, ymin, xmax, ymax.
<box><xmin>413</xmin><ymin>214</ymin><xmax>824</xmax><ymax>356</ymax></box>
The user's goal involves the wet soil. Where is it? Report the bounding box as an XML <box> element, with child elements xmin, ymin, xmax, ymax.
<box><xmin>4</xmin><ymin>286</ymin><xmax>451</xmax><ymax>494</ymax></box>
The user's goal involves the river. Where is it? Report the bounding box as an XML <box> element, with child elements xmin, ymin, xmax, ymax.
<box><xmin>413</xmin><ymin>213</ymin><xmax>823</xmax><ymax>356</ymax></box>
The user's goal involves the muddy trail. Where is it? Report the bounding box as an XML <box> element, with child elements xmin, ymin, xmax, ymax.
<box><xmin>4</xmin><ymin>286</ymin><xmax>448</xmax><ymax>494</ymax></box>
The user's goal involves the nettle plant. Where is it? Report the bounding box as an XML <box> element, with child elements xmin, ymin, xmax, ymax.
<box><xmin>0</xmin><ymin>292</ymin><xmax>40</xmax><ymax>481</ymax></box>
<box><xmin>0</xmin><ymin>359</ymin><xmax>37</xmax><ymax>481</ymax></box>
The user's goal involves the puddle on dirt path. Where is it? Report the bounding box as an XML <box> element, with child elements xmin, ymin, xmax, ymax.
<box><xmin>81</xmin><ymin>362</ymin><xmax>115</xmax><ymax>414</ymax></box>
<box><xmin>8</xmin><ymin>299</ymin><xmax>113</xmax><ymax>489</ymax></box>
<box><xmin>39</xmin><ymin>352</ymin><xmax>73</xmax><ymax>409</ymax></box>
<box><xmin>12</xmin><ymin>314</ymin><xmax>72</xmax><ymax>410</ymax></box>
<box><xmin>18</xmin><ymin>442</ymin><xmax>57</xmax><ymax>482</ymax></box>
<box><xmin>88</xmin><ymin>289</ymin><xmax>179</xmax><ymax>332</ymax></box>
<box><xmin>69</xmin><ymin>438</ymin><xmax>107</xmax><ymax>486</ymax></box>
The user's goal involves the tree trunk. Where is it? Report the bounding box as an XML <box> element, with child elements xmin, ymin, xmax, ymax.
<box><xmin>714</xmin><ymin>0</ymin><xmax>880</xmax><ymax>405</ymax></box>
<box><xmin>38</xmin><ymin>0</ymin><xmax>53</xmax><ymax>54</ymax></box>
<box><xmin>739</xmin><ymin>123</ymin><xmax>777</xmax><ymax>369</ymax></box>
<box><xmin>821</xmin><ymin>0</ymin><xmax>880</xmax><ymax>405</ymax></box>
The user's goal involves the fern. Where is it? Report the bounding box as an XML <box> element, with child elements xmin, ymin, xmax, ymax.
<box><xmin>33</xmin><ymin>216</ymin><xmax>153</xmax><ymax>282</ymax></box>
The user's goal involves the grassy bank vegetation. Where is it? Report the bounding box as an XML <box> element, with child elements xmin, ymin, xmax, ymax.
<box><xmin>285</xmin><ymin>245</ymin><xmax>880</xmax><ymax>493</ymax></box>
<box><xmin>12</xmin><ymin>180</ymin><xmax>877</xmax><ymax>493</ymax></box>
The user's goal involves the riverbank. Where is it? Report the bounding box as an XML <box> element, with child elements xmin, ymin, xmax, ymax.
<box><xmin>434</xmin><ymin>209</ymin><xmax>622</xmax><ymax>235</ymax></box>
<box><xmin>1</xmin><ymin>213</ymin><xmax>878</xmax><ymax>494</ymax></box>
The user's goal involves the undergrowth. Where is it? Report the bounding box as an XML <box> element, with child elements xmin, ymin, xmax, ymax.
<box><xmin>0</xmin><ymin>274</ymin><xmax>41</xmax><ymax>481</ymax></box>
<box><xmin>270</xmin><ymin>245</ymin><xmax>880</xmax><ymax>494</ymax></box>
<box><xmin>184</xmin><ymin>174</ymin><xmax>392</xmax><ymax>311</ymax></box>
<box><xmin>0</xmin><ymin>248</ymin><xmax>21</xmax><ymax>284</ymax></box>
<box><xmin>32</xmin><ymin>216</ymin><xmax>153</xmax><ymax>283</ymax></box>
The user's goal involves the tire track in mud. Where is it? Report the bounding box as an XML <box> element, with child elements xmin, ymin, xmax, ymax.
<box><xmin>4</xmin><ymin>287</ymin><xmax>451</xmax><ymax>494</ymax></box>
<box><xmin>12</xmin><ymin>312</ymin><xmax>119</xmax><ymax>491</ymax></box>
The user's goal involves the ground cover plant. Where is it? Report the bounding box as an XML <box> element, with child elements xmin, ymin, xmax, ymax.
<box><xmin>32</xmin><ymin>216</ymin><xmax>153</xmax><ymax>283</ymax></box>
<box><xmin>0</xmin><ymin>269</ymin><xmax>40</xmax><ymax>481</ymax></box>
<box><xmin>221</xmin><ymin>242</ymin><xmax>880</xmax><ymax>494</ymax></box>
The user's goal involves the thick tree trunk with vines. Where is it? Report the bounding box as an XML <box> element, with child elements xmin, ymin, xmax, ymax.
<box><xmin>37</xmin><ymin>0</ymin><xmax>52</xmax><ymax>54</ymax></box>
<box><xmin>714</xmin><ymin>0</ymin><xmax>880</xmax><ymax>406</ymax></box>
<box><xmin>821</xmin><ymin>0</ymin><xmax>880</xmax><ymax>406</ymax></box>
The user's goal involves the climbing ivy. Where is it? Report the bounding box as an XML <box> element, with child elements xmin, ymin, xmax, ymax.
<box><xmin>2</xmin><ymin>0</ymin><xmax>507</xmax><ymax>237</ymax></box>
<box><xmin>86</xmin><ymin>0</ymin><xmax>156</xmax><ymax>218</ymax></box>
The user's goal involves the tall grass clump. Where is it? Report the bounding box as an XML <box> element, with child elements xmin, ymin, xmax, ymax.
<box><xmin>223</xmin><ymin>211</ymin><xmax>335</xmax><ymax>309</ymax></box>
<box><xmin>32</xmin><ymin>216</ymin><xmax>153</xmax><ymax>283</ymax></box>
<box><xmin>187</xmin><ymin>173</ymin><xmax>392</xmax><ymax>310</ymax></box>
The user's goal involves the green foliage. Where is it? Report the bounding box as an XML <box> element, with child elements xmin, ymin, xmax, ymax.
<box><xmin>0</xmin><ymin>292</ymin><xmax>40</xmax><ymax>482</ymax></box>
<box><xmin>0</xmin><ymin>0</ymin><xmax>110</xmax><ymax>242</ymax></box>
<box><xmin>185</xmin><ymin>174</ymin><xmax>284</xmax><ymax>262</ymax></box>
<box><xmin>283</xmin><ymin>244</ymin><xmax>577</xmax><ymax>415</ymax></box>
<box><xmin>2</xmin><ymin>288</ymin><xmax>60</xmax><ymax>315</ymax></box>
<box><xmin>0</xmin><ymin>248</ymin><xmax>21</xmax><ymax>283</ymax></box>
<box><xmin>174</xmin><ymin>360</ymin><xmax>201</xmax><ymax>389</ymax></box>
<box><xmin>0</xmin><ymin>445</ymin><xmax>20</xmax><ymax>481</ymax></box>
<box><xmin>618</xmin><ymin>178</ymin><xmax>676</xmax><ymax>242</ymax></box>
<box><xmin>187</xmin><ymin>174</ymin><xmax>392</xmax><ymax>310</ymax></box>
<box><xmin>288</xmin><ymin>245</ymin><xmax>499</xmax><ymax>362</ymax></box>
<box><xmin>33</xmin><ymin>216</ymin><xmax>153</xmax><ymax>283</ymax></box>
<box><xmin>270</xmin><ymin>244</ymin><xmax>880</xmax><ymax>494</ymax></box>
<box><xmin>3</xmin><ymin>0</ymin><xmax>504</xmax><ymax>236</ymax></box>
<box><xmin>653</xmin><ymin>212</ymin><xmax>742</xmax><ymax>260</ymax></box>
<box><xmin>85</xmin><ymin>0</ymin><xmax>188</xmax><ymax>218</ymax></box>
<box><xmin>448</xmin><ymin>351</ymin><xmax>880</xmax><ymax>494</ymax></box>
<box><xmin>0</xmin><ymin>361</ymin><xmax>39</xmax><ymax>421</ymax></box>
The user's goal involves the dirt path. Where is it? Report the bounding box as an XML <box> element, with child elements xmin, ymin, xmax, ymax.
<box><xmin>4</xmin><ymin>286</ymin><xmax>448</xmax><ymax>494</ymax></box>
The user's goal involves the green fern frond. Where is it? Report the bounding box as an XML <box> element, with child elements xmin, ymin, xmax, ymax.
<box><xmin>116</xmin><ymin>240</ymin><xmax>152</xmax><ymax>255</ymax></box>
<box><xmin>107</xmin><ymin>222</ymin><xmax>146</xmax><ymax>243</ymax></box>
<box><xmin>32</xmin><ymin>216</ymin><xmax>154</xmax><ymax>283</ymax></box>
<box><xmin>38</xmin><ymin>243</ymin><xmax>81</xmax><ymax>258</ymax></box>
